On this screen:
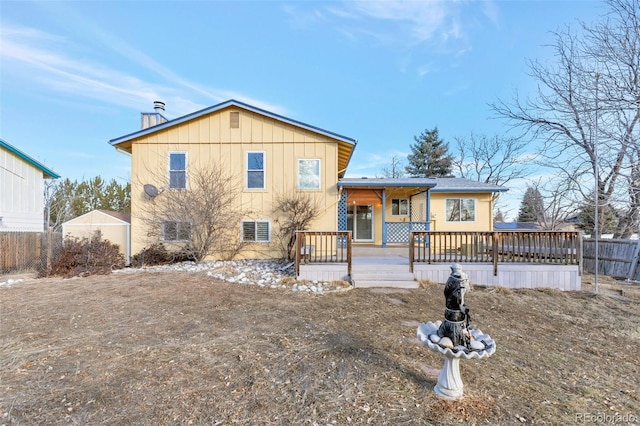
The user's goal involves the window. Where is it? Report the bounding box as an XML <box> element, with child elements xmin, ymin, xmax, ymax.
<box><xmin>242</xmin><ymin>220</ymin><xmax>270</xmax><ymax>242</ymax></box>
<box><xmin>298</xmin><ymin>159</ymin><xmax>321</xmax><ymax>189</ymax></box>
<box><xmin>162</xmin><ymin>221</ymin><xmax>192</xmax><ymax>241</ymax></box>
<box><xmin>446</xmin><ymin>198</ymin><xmax>476</xmax><ymax>222</ymax></box>
<box><xmin>391</xmin><ymin>199</ymin><xmax>409</xmax><ymax>216</ymax></box>
<box><xmin>247</xmin><ymin>152</ymin><xmax>265</xmax><ymax>189</ymax></box>
<box><xmin>169</xmin><ymin>152</ymin><xmax>187</xmax><ymax>189</ymax></box>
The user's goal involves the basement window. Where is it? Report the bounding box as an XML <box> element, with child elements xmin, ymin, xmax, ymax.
<box><xmin>242</xmin><ymin>220</ymin><xmax>270</xmax><ymax>242</ymax></box>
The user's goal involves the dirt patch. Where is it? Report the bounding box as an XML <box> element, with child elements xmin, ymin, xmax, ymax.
<box><xmin>1</xmin><ymin>271</ymin><xmax>638</xmax><ymax>425</ymax></box>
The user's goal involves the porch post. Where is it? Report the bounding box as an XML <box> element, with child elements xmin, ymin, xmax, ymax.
<box><xmin>426</xmin><ymin>190</ymin><xmax>431</xmax><ymax>231</ymax></box>
<box><xmin>381</xmin><ymin>188</ymin><xmax>387</xmax><ymax>248</ymax></box>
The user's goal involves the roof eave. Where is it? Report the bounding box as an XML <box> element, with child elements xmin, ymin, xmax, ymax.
<box><xmin>109</xmin><ymin>99</ymin><xmax>358</xmax><ymax>147</ymax></box>
<box><xmin>430</xmin><ymin>188</ymin><xmax>509</xmax><ymax>193</ymax></box>
<box><xmin>0</xmin><ymin>139</ymin><xmax>60</xmax><ymax>179</ymax></box>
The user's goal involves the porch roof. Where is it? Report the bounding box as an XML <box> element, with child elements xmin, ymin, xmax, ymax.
<box><xmin>338</xmin><ymin>177</ymin><xmax>437</xmax><ymax>189</ymax></box>
<box><xmin>338</xmin><ymin>177</ymin><xmax>508</xmax><ymax>193</ymax></box>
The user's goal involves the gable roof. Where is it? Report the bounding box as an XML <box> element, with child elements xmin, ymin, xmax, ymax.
<box><xmin>338</xmin><ymin>177</ymin><xmax>508</xmax><ymax>193</ymax></box>
<box><xmin>0</xmin><ymin>139</ymin><xmax>60</xmax><ymax>179</ymax></box>
<box><xmin>98</xmin><ymin>210</ymin><xmax>131</xmax><ymax>223</ymax></box>
<box><xmin>110</xmin><ymin>99</ymin><xmax>358</xmax><ymax>147</ymax></box>
<box><xmin>63</xmin><ymin>209</ymin><xmax>131</xmax><ymax>225</ymax></box>
<box><xmin>109</xmin><ymin>99</ymin><xmax>358</xmax><ymax>178</ymax></box>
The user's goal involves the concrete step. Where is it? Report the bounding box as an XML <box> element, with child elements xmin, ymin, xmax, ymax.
<box><xmin>351</xmin><ymin>272</ymin><xmax>416</xmax><ymax>281</ymax></box>
<box><xmin>353</xmin><ymin>279</ymin><xmax>420</xmax><ymax>289</ymax></box>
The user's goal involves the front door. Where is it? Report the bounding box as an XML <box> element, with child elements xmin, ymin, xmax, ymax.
<box><xmin>347</xmin><ymin>205</ymin><xmax>374</xmax><ymax>242</ymax></box>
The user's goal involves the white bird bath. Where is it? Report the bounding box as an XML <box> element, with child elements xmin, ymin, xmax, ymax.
<box><xmin>417</xmin><ymin>320</ymin><xmax>496</xmax><ymax>400</ymax></box>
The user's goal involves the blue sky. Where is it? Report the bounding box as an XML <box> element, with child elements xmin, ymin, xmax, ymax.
<box><xmin>1</xmin><ymin>1</ymin><xmax>604</xmax><ymax>217</ymax></box>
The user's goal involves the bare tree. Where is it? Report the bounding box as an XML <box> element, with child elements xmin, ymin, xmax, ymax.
<box><xmin>273</xmin><ymin>190</ymin><xmax>321</xmax><ymax>260</ymax></box>
<box><xmin>138</xmin><ymin>164</ymin><xmax>251</xmax><ymax>262</ymax></box>
<box><xmin>452</xmin><ymin>133</ymin><xmax>530</xmax><ymax>187</ymax></box>
<box><xmin>491</xmin><ymin>0</ymin><xmax>640</xmax><ymax>237</ymax></box>
<box><xmin>377</xmin><ymin>154</ymin><xmax>406</xmax><ymax>178</ymax></box>
<box><xmin>452</xmin><ymin>133</ymin><xmax>531</xmax><ymax>217</ymax></box>
<box><xmin>528</xmin><ymin>177</ymin><xmax>582</xmax><ymax>231</ymax></box>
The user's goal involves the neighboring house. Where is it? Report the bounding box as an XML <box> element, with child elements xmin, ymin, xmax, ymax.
<box><xmin>0</xmin><ymin>139</ymin><xmax>60</xmax><ymax>232</ymax></box>
<box><xmin>494</xmin><ymin>222</ymin><xmax>540</xmax><ymax>231</ymax></box>
<box><xmin>109</xmin><ymin>100</ymin><xmax>507</xmax><ymax>259</ymax></box>
<box><xmin>62</xmin><ymin>210</ymin><xmax>131</xmax><ymax>264</ymax></box>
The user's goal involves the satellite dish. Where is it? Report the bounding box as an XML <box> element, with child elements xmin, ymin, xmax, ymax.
<box><xmin>143</xmin><ymin>184</ymin><xmax>159</xmax><ymax>198</ymax></box>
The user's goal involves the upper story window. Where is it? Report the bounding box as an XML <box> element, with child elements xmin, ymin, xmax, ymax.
<box><xmin>169</xmin><ymin>152</ymin><xmax>187</xmax><ymax>189</ymax></box>
<box><xmin>298</xmin><ymin>159</ymin><xmax>321</xmax><ymax>190</ymax></box>
<box><xmin>241</xmin><ymin>220</ymin><xmax>270</xmax><ymax>242</ymax></box>
<box><xmin>446</xmin><ymin>198</ymin><xmax>476</xmax><ymax>222</ymax></box>
<box><xmin>391</xmin><ymin>199</ymin><xmax>409</xmax><ymax>216</ymax></box>
<box><xmin>247</xmin><ymin>152</ymin><xmax>265</xmax><ymax>189</ymax></box>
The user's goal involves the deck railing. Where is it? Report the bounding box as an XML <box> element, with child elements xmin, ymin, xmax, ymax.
<box><xmin>410</xmin><ymin>231</ymin><xmax>582</xmax><ymax>275</ymax></box>
<box><xmin>295</xmin><ymin>231</ymin><xmax>352</xmax><ymax>277</ymax></box>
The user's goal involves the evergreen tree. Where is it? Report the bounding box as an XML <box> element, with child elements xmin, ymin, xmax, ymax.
<box><xmin>576</xmin><ymin>195</ymin><xmax>619</xmax><ymax>236</ymax></box>
<box><xmin>46</xmin><ymin>177</ymin><xmax>130</xmax><ymax>230</ymax></box>
<box><xmin>405</xmin><ymin>127</ymin><xmax>453</xmax><ymax>177</ymax></box>
<box><xmin>517</xmin><ymin>187</ymin><xmax>544</xmax><ymax>222</ymax></box>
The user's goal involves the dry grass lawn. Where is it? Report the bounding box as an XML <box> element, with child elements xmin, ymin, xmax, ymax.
<box><xmin>1</xmin><ymin>270</ymin><xmax>638</xmax><ymax>425</ymax></box>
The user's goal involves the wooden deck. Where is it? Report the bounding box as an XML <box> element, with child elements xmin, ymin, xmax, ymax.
<box><xmin>296</xmin><ymin>232</ymin><xmax>582</xmax><ymax>291</ymax></box>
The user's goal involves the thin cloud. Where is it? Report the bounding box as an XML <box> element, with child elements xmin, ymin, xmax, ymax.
<box><xmin>1</xmin><ymin>23</ymin><xmax>289</xmax><ymax>117</ymax></box>
<box><xmin>285</xmin><ymin>0</ymin><xmax>500</xmax><ymax>78</ymax></box>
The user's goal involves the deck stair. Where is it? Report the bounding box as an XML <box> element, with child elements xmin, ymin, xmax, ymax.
<box><xmin>351</xmin><ymin>257</ymin><xmax>419</xmax><ymax>289</ymax></box>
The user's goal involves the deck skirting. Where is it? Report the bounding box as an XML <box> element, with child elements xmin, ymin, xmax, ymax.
<box><xmin>298</xmin><ymin>263</ymin><xmax>350</xmax><ymax>282</ymax></box>
<box><xmin>299</xmin><ymin>262</ymin><xmax>581</xmax><ymax>291</ymax></box>
<box><xmin>413</xmin><ymin>263</ymin><xmax>581</xmax><ymax>291</ymax></box>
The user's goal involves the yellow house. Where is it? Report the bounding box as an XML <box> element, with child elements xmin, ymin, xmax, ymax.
<box><xmin>337</xmin><ymin>177</ymin><xmax>506</xmax><ymax>246</ymax></box>
<box><xmin>109</xmin><ymin>100</ymin><xmax>507</xmax><ymax>259</ymax></box>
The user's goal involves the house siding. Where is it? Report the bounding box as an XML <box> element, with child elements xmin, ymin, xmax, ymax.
<box><xmin>0</xmin><ymin>148</ymin><xmax>46</xmax><ymax>232</ymax></box>
<box><xmin>428</xmin><ymin>192</ymin><xmax>494</xmax><ymax>232</ymax></box>
<box><xmin>127</xmin><ymin>107</ymin><xmax>341</xmax><ymax>258</ymax></box>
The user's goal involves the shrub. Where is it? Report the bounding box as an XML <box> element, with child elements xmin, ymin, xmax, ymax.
<box><xmin>130</xmin><ymin>243</ymin><xmax>195</xmax><ymax>267</ymax></box>
<box><xmin>41</xmin><ymin>231</ymin><xmax>125</xmax><ymax>278</ymax></box>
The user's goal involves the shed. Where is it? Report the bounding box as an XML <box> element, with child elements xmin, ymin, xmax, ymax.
<box><xmin>62</xmin><ymin>210</ymin><xmax>131</xmax><ymax>264</ymax></box>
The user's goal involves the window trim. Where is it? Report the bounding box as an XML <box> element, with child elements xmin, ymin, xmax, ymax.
<box><xmin>391</xmin><ymin>198</ymin><xmax>409</xmax><ymax>216</ymax></box>
<box><xmin>161</xmin><ymin>220</ymin><xmax>192</xmax><ymax>242</ymax></box>
<box><xmin>246</xmin><ymin>151</ymin><xmax>266</xmax><ymax>190</ymax></box>
<box><xmin>241</xmin><ymin>220</ymin><xmax>271</xmax><ymax>243</ymax></box>
<box><xmin>445</xmin><ymin>198</ymin><xmax>477</xmax><ymax>222</ymax></box>
<box><xmin>168</xmin><ymin>151</ymin><xmax>188</xmax><ymax>190</ymax></box>
<box><xmin>297</xmin><ymin>158</ymin><xmax>321</xmax><ymax>190</ymax></box>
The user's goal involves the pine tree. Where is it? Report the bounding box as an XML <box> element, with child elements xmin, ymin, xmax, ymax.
<box><xmin>517</xmin><ymin>187</ymin><xmax>544</xmax><ymax>222</ymax></box>
<box><xmin>405</xmin><ymin>127</ymin><xmax>453</xmax><ymax>177</ymax></box>
<box><xmin>46</xmin><ymin>177</ymin><xmax>130</xmax><ymax>230</ymax></box>
<box><xmin>576</xmin><ymin>195</ymin><xmax>619</xmax><ymax>236</ymax></box>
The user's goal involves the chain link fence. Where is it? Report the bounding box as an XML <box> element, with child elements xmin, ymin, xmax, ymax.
<box><xmin>0</xmin><ymin>230</ymin><xmax>63</xmax><ymax>274</ymax></box>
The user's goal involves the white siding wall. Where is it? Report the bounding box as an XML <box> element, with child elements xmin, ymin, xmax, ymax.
<box><xmin>0</xmin><ymin>148</ymin><xmax>46</xmax><ymax>232</ymax></box>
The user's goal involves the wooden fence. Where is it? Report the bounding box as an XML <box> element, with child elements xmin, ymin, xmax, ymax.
<box><xmin>0</xmin><ymin>230</ymin><xmax>62</xmax><ymax>274</ymax></box>
<box><xmin>583</xmin><ymin>238</ymin><xmax>640</xmax><ymax>281</ymax></box>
